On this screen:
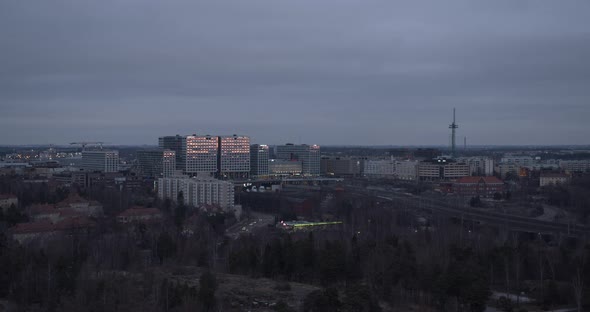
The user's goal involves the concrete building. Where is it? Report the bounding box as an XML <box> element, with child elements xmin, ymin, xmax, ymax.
<box><xmin>394</xmin><ymin>160</ymin><xmax>418</xmax><ymax>180</ymax></box>
<box><xmin>453</xmin><ymin>176</ymin><xmax>505</xmax><ymax>198</ymax></box>
<box><xmin>363</xmin><ymin>159</ymin><xmax>395</xmax><ymax>177</ymax></box>
<box><xmin>417</xmin><ymin>158</ymin><xmax>469</xmax><ymax>181</ymax></box>
<box><xmin>269</xmin><ymin>159</ymin><xmax>302</xmax><ymax>176</ymax></box>
<box><xmin>321</xmin><ymin>157</ymin><xmax>362</xmax><ymax>177</ymax></box>
<box><xmin>501</xmin><ymin>156</ymin><xmax>534</xmax><ymax>167</ymax></box>
<box><xmin>560</xmin><ymin>159</ymin><xmax>590</xmax><ymax>172</ymax></box>
<box><xmin>158</xmin><ymin>135</ymin><xmax>184</xmax><ymax>170</ymax></box>
<box><xmin>158</xmin><ymin>175</ymin><xmax>235</xmax><ymax>211</ymax></box>
<box><xmin>250</xmin><ymin>144</ymin><xmax>269</xmax><ymax>177</ymax></box>
<box><xmin>457</xmin><ymin>157</ymin><xmax>494</xmax><ymax>176</ymax></box>
<box><xmin>81</xmin><ymin>150</ymin><xmax>119</xmax><ymax>172</ymax></box>
<box><xmin>137</xmin><ymin>149</ymin><xmax>176</xmax><ymax>178</ymax></box>
<box><xmin>496</xmin><ymin>163</ymin><xmax>520</xmax><ymax>179</ymax></box>
<box><xmin>276</xmin><ymin>144</ymin><xmax>321</xmax><ymax>176</ymax></box>
<box><xmin>540</xmin><ymin>173</ymin><xmax>570</xmax><ymax>187</ymax></box>
<box><xmin>182</xmin><ymin>135</ymin><xmax>219</xmax><ymax>175</ymax></box>
<box><xmin>218</xmin><ymin>135</ymin><xmax>250</xmax><ymax>179</ymax></box>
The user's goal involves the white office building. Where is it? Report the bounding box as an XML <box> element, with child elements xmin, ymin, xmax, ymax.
<box><xmin>81</xmin><ymin>150</ymin><xmax>119</xmax><ymax>173</ymax></box>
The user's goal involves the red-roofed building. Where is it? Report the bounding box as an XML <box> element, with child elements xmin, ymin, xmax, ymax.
<box><xmin>10</xmin><ymin>216</ymin><xmax>96</xmax><ymax>244</ymax></box>
<box><xmin>117</xmin><ymin>207</ymin><xmax>163</xmax><ymax>224</ymax></box>
<box><xmin>28</xmin><ymin>204</ymin><xmax>60</xmax><ymax>222</ymax></box>
<box><xmin>55</xmin><ymin>193</ymin><xmax>103</xmax><ymax>217</ymax></box>
<box><xmin>453</xmin><ymin>176</ymin><xmax>505</xmax><ymax>198</ymax></box>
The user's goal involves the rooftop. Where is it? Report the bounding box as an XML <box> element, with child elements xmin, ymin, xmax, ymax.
<box><xmin>455</xmin><ymin>176</ymin><xmax>504</xmax><ymax>184</ymax></box>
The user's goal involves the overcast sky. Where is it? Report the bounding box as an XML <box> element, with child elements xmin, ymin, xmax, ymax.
<box><xmin>1</xmin><ymin>1</ymin><xmax>589</xmax><ymax>146</ymax></box>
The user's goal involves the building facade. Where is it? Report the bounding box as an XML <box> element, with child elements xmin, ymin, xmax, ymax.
<box><xmin>540</xmin><ymin>173</ymin><xmax>570</xmax><ymax>187</ymax></box>
<box><xmin>276</xmin><ymin>144</ymin><xmax>321</xmax><ymax>176</ymax></box>
<box><xmin>182</xmin><ymin>135</ymin><xmax>219</xmax><ymax>175</ymax></box>
<box><xmin>321</xmin><ymin>157</ymin><xmax>362</xmax><ymax>177</ymax></box>
<box><xmin>363</xmin><ymin>159</ymin><xmax>395</xmax><ymax>177</ymax></box>
<box><xmin>417</xmin><ymin>158</ymin><xmax>469</xmax><ymax>181</ymax></box>
<box><xmin>250</xmin><ymin>144</ymin><xmax>269</xmax><ymax>177</ymax></box>
<box><xmin>158</xmin><ymin>135</ymin><xmax>184</xmax><ymax>170</ymax></box>
<box><xmin>560</xmin><ymin>160</ymin><xmax>590</xmax><ymax>173</ymax></box>
<box><xmin>81</xmin><ymin>150</ymin><xmax>119</xmax><ymax>172</ymax></box>
<box><xmin>453</xmin><ymin>176</ymin><xmax>505</xmax><ymax>197</ymax></box>
<box><xmin>394</xmin><ymin>160</ymin><xmax>418</xmax><ymax>180</ymax></box>
<box><xmin>158</xmin><ymin>176</ymin><xmax>235</xmax><ymax>211</ymax></box>
<box><xmin>218</xmin><ymin>135</ymin><xmax>250</xmax><ymax>179</ymax></box>
<box><xmin>137</xmin><ymin>149</ymin><xmax>176</xmax><ymax>178</ymax></box>
<box><xmin>269</xmin><ymin>159</ymin><xmax>302</xmax><ymax>176</ymax></box>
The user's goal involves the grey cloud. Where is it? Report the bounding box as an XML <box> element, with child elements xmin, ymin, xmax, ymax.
<box><xmin>1</xmin><ymin>0</ymin><xmax>589</xmax><ymax>145</ymax></box>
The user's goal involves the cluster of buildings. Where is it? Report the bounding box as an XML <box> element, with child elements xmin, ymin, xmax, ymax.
<box><xmin>8</xmin><ymin>194</ymin><xmax>103</xmax><ymax>244</ymax></box>
<box><xmin>132</xmin><ymin>134</ymin><xmax>322</xmax><ymax>179</ymax></box>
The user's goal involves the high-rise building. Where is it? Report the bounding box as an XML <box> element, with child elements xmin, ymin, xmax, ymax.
<box><xmin>181</xmin><ymin>135</ymin><xmax>219</xmax><ymax>175</ymax></box>
<box><xmin>218</xmin><ymin>135</ymin><xmax>250</xmax><ymax>179</ymax></box>
<box><xmin>276</xmin><ymin>143</ymin><xmax>320</xmax><ymax>176</ymax></box>
<box><xmin>81</xmin><ymin>150</ymin><xmax>119</xmax><ymax>172</ymax></box>
<box><xmin>250</xmin><ymin>144</ymin><xmax>269</xmax><ymax>177</ymax></box>
<box><xmin>137</xmin><ymin>149</ymin><xmax>176</xmax><ymax>178</ymax></box>
<box><xmin>158</xmin><ymin>135</ymin><xmax>183</xmax><ymax>170</ymax></box>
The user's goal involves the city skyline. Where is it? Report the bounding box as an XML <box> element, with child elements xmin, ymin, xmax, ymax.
<box><xmin>2</xmin><ymin>1</ymin><xmax>590</xmax><ymax>146</ymax></box>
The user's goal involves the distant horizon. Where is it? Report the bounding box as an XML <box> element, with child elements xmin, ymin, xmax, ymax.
<box><xmin>2</xmin><ymin>143</ymin><xmax>590</xmax><ymax>149</ymax></box>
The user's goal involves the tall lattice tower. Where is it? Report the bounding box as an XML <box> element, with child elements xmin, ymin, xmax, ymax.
<box><xmin>449</xmin><ymin>108</ymin><xmax>458</xmax><ymax>157</ymax></box>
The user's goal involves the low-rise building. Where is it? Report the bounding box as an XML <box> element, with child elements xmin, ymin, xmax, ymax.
<box><xmin>453</xmin><ymin>176</ymin><xmax>505</xmax><ymax>198</ymax></box>
<box><xmin>540</xmin><ymin>173</ymin><xmax>570</xmax><ymax>187</ymax></box>
<box><xmin>560</xmin><ymin>159</ymin><xmax>590</xmax><ymax>173</ymax></box>
<box><xmin>417</xmin><ymin>158</ymin><xmax>469</xmax><ymax>181</ymax></box>
<box><xmin>363</xmin><ymin>159</ymin><xmax>395</xmax><ymax>177</ymax></box>
<box><xmin>269</xmin><ymin>159</ymin><xmax>303</xmax><ymax>176</ymax></box>
<box><xmin>10</xmin><ymin>216</ymin><xmax>95</xmax><ymax>244</ymax></box>
<box><xmin>321</xmin><ymin>157</ymin><xmax>362</xmax><ymax>177</ymax></box>
<box><xmin>394</xmin><ymin>160</ymin><xmax>418</xmax><ymax>180</ymax></box>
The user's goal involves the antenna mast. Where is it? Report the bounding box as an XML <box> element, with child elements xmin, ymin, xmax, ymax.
<box><xmin>449</xmin><ymin>108</ymin><xmax>458</xmax><ymax>157</ymax></box>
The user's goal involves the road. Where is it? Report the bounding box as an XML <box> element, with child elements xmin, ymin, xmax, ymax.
<box><xmin>226</xmin><ymin>212</ymin><xmax>275</xmax><ymax>239</ymax></box>
<box><xmin>354</xmin><ymin>187</ymin><xmax>590</xmax><ymax>238</ymax></box>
